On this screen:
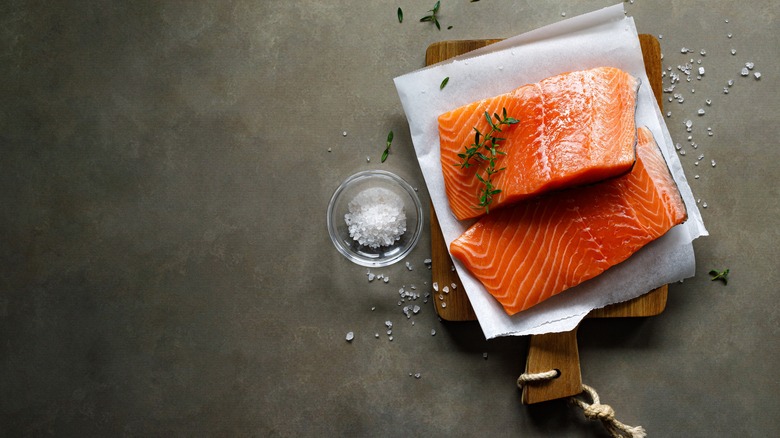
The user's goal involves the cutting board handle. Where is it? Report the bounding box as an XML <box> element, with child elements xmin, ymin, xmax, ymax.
<box><xmin>520</xmin><ymin>328</ymin><xmax>582</xmax><ymax>404</ymax></box>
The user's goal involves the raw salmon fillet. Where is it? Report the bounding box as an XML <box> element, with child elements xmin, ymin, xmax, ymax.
<box><xmin>439</xmin><ymin>66</ymin><xmax>640</xmax><ymax>221</ymax></box>
<box><xmin>449</xmin><ymin>127</ymin><xmax>687</xmax><ymax>315</ymax></box>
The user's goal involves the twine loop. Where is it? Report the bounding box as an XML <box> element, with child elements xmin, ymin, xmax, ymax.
<box><xmin>516</xmin><ymin>371</ymin><xmax>646</xmax><ymax>438</ymax></box>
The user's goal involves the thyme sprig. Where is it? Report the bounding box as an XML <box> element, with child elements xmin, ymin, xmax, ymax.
<box><xmin>420</xmin><ymin>1</ymin><xmax>441</xmax><ymax>30</ymax></box>
<box><xmin>455</xmin><ymin>108</ymin><xmax>519</xmax><ymax>213</ymax></box>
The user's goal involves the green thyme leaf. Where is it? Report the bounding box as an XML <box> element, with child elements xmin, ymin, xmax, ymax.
<box><xmin>381</xmin><ymin>130</ymin><xmax>393</xmax><ymax>163</ymax></box>
<box><xmin>709</xmin><ymin>268</ymin><xmax>729</xmax><ymax>285</ymax></box>
<box><xmin>421</xmin><ymin>1</ymin><xmax>442</xmax><ymax>30</ymax></box>
<box><xmin>440</xmin><ymin>77</ymin><xmax>449</xmax><ymax>90</ymax></box>
<box><xmin>398</xmin><ymin>7</ymin><xmax>403</xmax><ymax>23</ymax></box>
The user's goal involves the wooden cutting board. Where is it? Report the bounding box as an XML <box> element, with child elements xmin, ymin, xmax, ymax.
<box><xmin>426</xmin><ymin>35</ymin><xmax>667</xmax><ymax>404</ymax></box>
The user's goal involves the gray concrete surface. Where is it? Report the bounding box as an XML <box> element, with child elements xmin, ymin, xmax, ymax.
<box><xmin>1</xmin><ymin>1</ymin><xmax>778</xmax><ymax>436</ymax></box>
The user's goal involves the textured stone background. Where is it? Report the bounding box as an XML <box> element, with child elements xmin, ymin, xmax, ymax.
<box><xmin>1</xmin><ymin>1</ymin><xmax>778</xmax><ymax>436</ymax></box>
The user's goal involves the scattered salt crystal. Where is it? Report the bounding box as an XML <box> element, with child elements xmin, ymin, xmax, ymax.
<box><xmin>694</xmin><ymin>162</ymin><xmax>699</xmax><ymax>166</ymax></box>
<box><xmin>698</xmin><ymin>154</ymin><xmax>705</xmax><ymax>160</ymax></box>
<box><xmin>698</xmin><ymin>109</ymin><xmax>705</xmax><ymax>116</ymax></box>
<box><xmin>438</xmin><ymin>294</ymin><xmax>444</xmax><ymax>300</ymax></box>
<box><xmin>680</xmin><ymin>47</ymin><xmax>690</xmax><ymax>54</ymax></box>
<box><xmin>342</xmin><ymin>131</ymin><xmax>347</xmax><ymax>137</ymax></box>
<box><xmin>706</xmin><ymin>99</ymin><xmax>712</xmax><ymax>106</ymax></box>
<box><xmin>451</xmin><ymin>283</ymin><xmax>457</xmax><ymax>290</ymax></box>
<box><xmin>346</xmin><ymin>332</ymin><xmax>354</xmax><ymax>342</ymax></box>
<box><xmin>700</xmin><ymin>49</ymin><xmax>707</xmax><ymax>56</ymax></box>
<box><xmin>754</xmin><ymin>72</ymin><xmax>762</xmax><ymax>79</ymax></box>
<box><xmin>389</xmin><ymin>336</ymin><xmax>393</xmax><ymax>341</ymax></box>
<box><xmin>375</xmin><ymin>333</ymin><xmax>379</xmax><ymax>338</ymax></box>
<box><xmin>728</xmin><ymin>33</ymin><xmax>733</xmax><ymax>39</ymax></box>
<box><xmin>708</xmin><ymin>131</ymin><xmax>713</xmax><ymax>136</ymax></box>
<box><xmin>432</xmin><ymin>282</ymin><xmax>438</xmax><ymax>292</ymax></box>
<box><xmin>386</xmin><ymin>318</ymin><xmax>393</xmax><ymax>328</ymax></box>
<box><xmin>675</xmin><ymin>143</ymin><xmax>682</xmax><ymax>150</ymax></box>
<box><xmin>483</xmin><ymin>352</ymin><xmax>488</xmax><ymax>360</ymax></box>
<box><xmin>728</xmin><ymin>79</ymin><xmax>734</xmax><ymax>86</ymax></box>
<box><xmin>413</xmin><ymin>305</ymin><xmax>420</xmax><ymax>314</ymax></box>
<box><xmin>371</xmin><ymin>306</ymin><xmax>375</xmax><ymax>311</ymax></box>
<box><xmin>561</xmin><ymin>12</ymin><xmax>566</xmax><ymax>17</ymax></box>
<box><xmin>698</xmin><ymin>67</ymin><xmax>705</xmax><ymax>75</ymax></box>
<box><xmin>366</xmin><ymin>156</ymin><xmax>370</xmax><ymax>162</ymax></box>
<box><xmin>725</xmin><ymin>19</ymin><xmax>729</xmax><ymax>23</ymax></box>
<box><xmin>441</xmin><ymin>302</ymin><xmax>446</xmax><ymax>308</ymax></box>
<box><xmin>658</xmin><ymin>34</ymin><xmax>663</xmax><ymax>39</ymax></box>
<box><xmin>702</xmin><ymin>202</ymin><xmax>708</xmax><ymax>208</ymax></box>
<box><xmin>443</xmin><ymin>286</ymin><xmax>449</xmax><ymax>294</ymax></box>
<box><xmin>694</xmin><ymin>175</ymin><xmax>699</xmax><ymax>179</ymax></box>
<box><xmin>328</xmin><ymin>147</ymin><xmax>332</xmax><ymax>152</ymax></box>
<box><xmin>679</xmin><ymin>149</ymin><xmax>686</xmax><ymax>156</ymax></box>
<box><xmin>666</xmin><ymin>111</ymin><xmax>671</xmax><ymax>118</ymax></box>
<box><xmin>368</xmin><ymin>273</ymin><xmax>375</xmax><ymax>282</ymax></box>
<box><xmin>711</xmin><ymin>159</ymin><xmax>717</xmax><ymax>167</ymax></box>
<box><xmin>431</xmin><ymin>329</ymin><xmax>436</xmax><ymax>336</ymax></box>
<box><xmin>383</xmin><ymin>277</ymin><xmax>389</xmax><ymax>283</ymax></box>
<box><xmin>746</xmin><ymin>62</ymin><xmax>755</xmax><ymax>70</ymax></box>
<box><xmin>405</xmin><ymin>261</ymin><xmax>413</xmax><ymax>271</ymax></box>
<box><xmin>723</xmin><ymin>88</ymin><xmax>729</xmax><ymax>94</ymax></box>
<box><xmin>730</xmin><ymin>49</ymin><xmax>736</xmax><ymax>55</ymax></box>
<box><xmin>684</xmin><ymin>120</ymin><xmax>693</xmax><ymax>128</ymax></box>
<box><xmin>687</xmin><ymin>135</ymin><xmax>693</xmax><ymax>141</ymax></box>
<box><xmin>414</xmin><ymin>373</ymin><xmax>421</xmax><ymax>379</ymax></box>
<box><xmin>741</xmin><ymin>67</ymin><xmax>749</xmax><ymax>76</ymax></box>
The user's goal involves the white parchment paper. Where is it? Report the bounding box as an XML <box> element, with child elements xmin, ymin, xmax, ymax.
<box><xmin>393</xmin><ymin>4</ymin><xmax>708</xmax><ymax>339</ymax></box>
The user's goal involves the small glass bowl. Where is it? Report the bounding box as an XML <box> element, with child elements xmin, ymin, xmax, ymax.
<box><xmin>327</xmin><ymin>170</ymin><xmax>423</xmax><ymax>267</ymax></box>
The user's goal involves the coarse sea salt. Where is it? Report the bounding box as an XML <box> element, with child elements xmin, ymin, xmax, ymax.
<box><xmin>344</xmin><ymin>187</ymin><xmax>406</xmax><ymax>248</ymax></box>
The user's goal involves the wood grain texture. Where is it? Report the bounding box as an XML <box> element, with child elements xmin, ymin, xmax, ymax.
<box><xmin>522</xmin><ymin>328</ymin><xmax>582</xmax><ymax>405</ymax></box>
<box><xmin>426</xmin><ymin>34</ymin><xmax>667</xmax><ymax>323</ymax></box>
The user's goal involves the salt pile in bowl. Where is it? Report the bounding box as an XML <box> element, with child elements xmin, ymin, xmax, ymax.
<box><xmin>345</xmin><ymin>187</ymin><xmax>407</xmax><ymax>248</ymax></box>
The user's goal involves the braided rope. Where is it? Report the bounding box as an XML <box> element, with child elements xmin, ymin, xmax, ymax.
<box><xmin>516</xmin><ymin>371</ymin><xmax>646</xmax><ymax>438</ymax></box>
